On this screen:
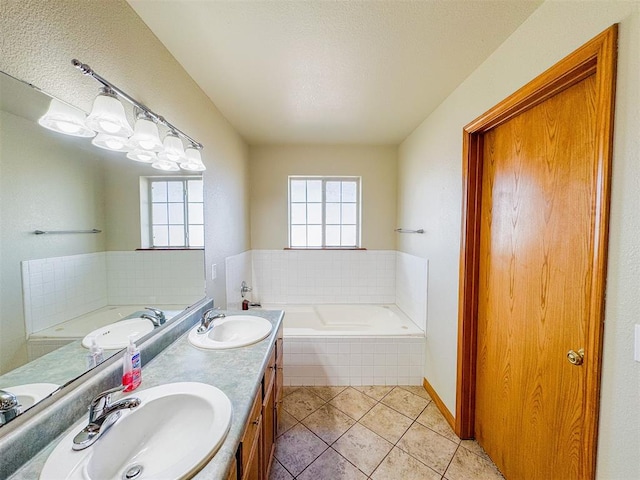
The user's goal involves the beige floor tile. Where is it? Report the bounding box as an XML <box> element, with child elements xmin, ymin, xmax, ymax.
<box><xmin>381</xmin><ymin>387</ymin><xmax>430</xmax><ymax>419</ymax></box>
<box><xmin>283</xmin><ymin>386</ymin><xmax>300</xmax><ymax>397</ymax></box>
<box><xmin>397</xmin><ymin>423</ymin><xmax>458</xmax><ymax>474</ymax></box>
<box><xmin>306</xmin><ymin>386</ymin><xmax>347</xmax><ymax>401</ymax></box>
<box><xmin>459</xmin><ymin>439</ymin><xmax>491</xmax><ymax>462</ymax></box>
<box><xmin>398</xmin><ymin>385</ymin><xmax>433</xmax><ymax>401</ymax></box>
<box><xmin>359</xmin><ymin>403</ymin><xmax>413</xmax><ymax>444</ymax></box>
<box><xmin>282</xmin><ymin>388</ymin><xmax>326</xmax><ymax>421</ymax></box>
<box><xmin>277</xmin><ymin>409</ymin><xmax>298</xmax><ymax>437</ymax></box>
<box><xmin>353</xmin><ymin>385</ymin><xmax>394</xmax><ymax>401</ymax></box>
<box><xmin>269</xmin><ymin>459</ymin><xmax>293</xmax><ymax>480</ymax></box>
<box><xmin>333</xmin><ymin>423</ymin><xmax>393</xmax><ymax>476</ymax></box>
<box><xmin>371</xmin><ymin>447</ymin><xmax>442</xmax><ymax>480</ymax></box>
<box><xmin>274</xmin><ymin>423</ymin><xmax>328</xmax><ymax>476</ymax></box>
<box><xmin>298</xmin><ymin>448</ymin><xmax>367</xmax><ymax>480</ymax></box>
<box><xmin>444</xmin><ymin>445</ymin><xmax>504</xmax><ymax>480</ymax></box>
<box><xmin>302</xmin><ymin>404</ymin><xmax>356</xmax><ymax>444</ymax></box>
<box><xmin>329</xmin><ymin>387</ymin><xmax>377</xmax><ymax>420</ymax></box>
<box><xmin>416</xmin><ymin>403</ymin><xmax>460</xmax><ymax>443</ymax></box>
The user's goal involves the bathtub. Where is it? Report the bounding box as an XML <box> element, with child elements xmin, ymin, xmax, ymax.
<box><xmin>262</xmin><ymin>304</ymin><xmax>426</xmax><ymax>387</ymax></box>
<box><xmin>27</xmin><ymin>304</ymin><xmax>186</xmax><ymax>360</ymax></box>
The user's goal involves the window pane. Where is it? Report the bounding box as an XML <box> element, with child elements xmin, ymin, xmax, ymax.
<box><xmin>326</xmin><ymin>181</ymin><xmax>341</xmax><ymax>202</ymax></box>
<box><xmin>188</xmin><ymin>179</ymin><xmax>203</xmax><ymax>202</ymax></box>
<box><xmin>326</xmin><ymin>225</ymin><xmax>340</xmax><ymax>246</ymax></box>
<box><xmin>188</xmin><ymin>225</ymin><xmax>204</xmax><ymax>247</ymax></box>
<box><xmin>152</xmin><ymin>203</ymin><xmax>168</xmax><ymax>224</ymax></box>
<box><xmin>151</xmin><ymin>181</ymin><xmax>167</xmax><ymax>202</ymax></box>
<box><xmin>307</xmin><ymin>226</ymin><xmax>322</xmax><ymax>247</ymax></box>
<box><xmin>188</xmin><ymin>203</ymin><xmax>204</xmax><ymax>224</ymax></box>
<box><xmin>291</xmin><ymin>203</ymin><xmax>306</xmax><ymax>224</ymax></box>
<box><xmin>290</xmin><ymin>180</ymin><xmax>306</xmax><ymax>202</ymax></box>
<box><xmin>341</xmin><ymin>225</ymin><xmax>357</xmax><ymax>246</ymax></box>
<box><xmin>307</xmin><ymin>203</ymin><xmax>322</xmax><ymax>224</ymax></box>
<box><xmin>307</xmin><ymin>180</ymin><xmax>322</xmax><ymax>202</ymax></box>
<box><xmin>342</xmin><ymin>203</ymin><xmax>357</xmax><ymax>224</ymax></box>
<box><xmin>342</xmin><ymin>181</ymin><xmax>357</xmax><ymax>202</ymax></box>
<box><xmin>168</xmin><ymin>203</ymin><xmax>184</xmax><ymax>224</ymax></box>
<box><xmin>291</xmin><ymin>225</ymin><xmax>306</xmax><ymax>247</ymax></box>
<box><xmin>168</xmin><ymin>181</ymin><xmax>183</xmax><ymax>202</ymax></box>
<box><xmin>153</xmin><ymin>226</ymin><xmax>169</xmax><ymax>246</ymax></box>
<box><xmin>169</xmin><ymin>226</ymin><xmax>185</xmax><ymax>246</ymax></box>
<box><xmin>326</xmin><ymin>203</ymin><xmax>340</xmax><ymax>224</ymax></box>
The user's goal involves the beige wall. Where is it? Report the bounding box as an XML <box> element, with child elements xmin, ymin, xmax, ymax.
<box><xmin>0</xmin><ymin>0</ymin><xmax>250</xmax><ymax>309</ymax></box>
<box><xmin>397</xmin><ymin>1</ymin><xmax>640</xmax><ymax>478</ymax></box>
<box><xmin>250</xmin><ymin>145</ymin><xmax>397</xmax><ymax>250</ymax></box>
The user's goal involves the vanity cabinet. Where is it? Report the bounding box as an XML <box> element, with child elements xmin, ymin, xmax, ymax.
<box><xmin>236</xmin><ymin>323</ymin><xmax>283</xmax><ymax>480</ymax></box>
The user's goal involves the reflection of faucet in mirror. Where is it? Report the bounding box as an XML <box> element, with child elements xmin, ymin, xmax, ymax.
<box><xmin>72</xmin><ymin>385</ymin><xmax>141</xmax><ymax>450</ymax></box>
<box><xmin>141</xmin><ymin>307</ymin><xmax>166</xmax><ymax>327</ymax></box>
<box><xmin>0</xmin><ymin>390</ymin><xmax>20</xmax><ymax>425</ymax></box>
<box><xmin>0</xmin><ymin>70</ymin><xmax>206</xmax><ymax>426</ymax></box>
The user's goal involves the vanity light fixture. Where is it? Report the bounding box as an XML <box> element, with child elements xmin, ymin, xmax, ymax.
<box><xmin>85</xmin><ymin>87</ymin><xmax>133</xmax><ymax>137</ymax></box>
<box><xmin>38</xmin><ymin>98</ymin><xmax>96</xmax><ymax>137</ymax></box>
<box><xmin>50</xmin><ymin>59</ymin><xmax>207</xmax><ymax>171</ymax></box>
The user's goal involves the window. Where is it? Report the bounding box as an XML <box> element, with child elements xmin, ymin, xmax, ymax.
<box><xmin>143</xmin><ymin>177</ymin><xmax>204</xmax><ymax>248</ymax></box>
<box><xmin>289</xmin><ymin>176</ymin><xmax>361</xmax><ymax>248</ymax></box>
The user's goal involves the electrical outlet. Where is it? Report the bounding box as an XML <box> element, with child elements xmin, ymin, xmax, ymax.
<box><xmin>211</xmin><ymin>264</ymin><xmax>217</xmax><ymax>280</ymax></box>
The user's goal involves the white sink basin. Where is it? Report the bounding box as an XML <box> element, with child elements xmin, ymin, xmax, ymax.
<box><xmin>40</xmin><ymin>382</ymin><xmax>232</xmax><ymax>480</ymax></box>
<box><xmin>188</xmin><ymin>315</ymin><xmax>273</xmax><ymax>350</ymax></box>
<box><xmin>81</xmin><ymin>318</ymin><xmax>155</xmax><ymax>350</ymax></box>
<box><xmin>2</xmin><ymin>383</ymin><xmax>59</xmax><ymax>411</ymax></box>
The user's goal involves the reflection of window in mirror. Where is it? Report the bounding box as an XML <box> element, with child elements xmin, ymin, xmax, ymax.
<box><xmin>139</xmin><ymin>176</ymin><xmax>204</xmax><ymax>248</ymax></box>
<box><xmin>288</xmin><ymin>176</ymin><xmax>361</xmax><ymax>248</ymax></box>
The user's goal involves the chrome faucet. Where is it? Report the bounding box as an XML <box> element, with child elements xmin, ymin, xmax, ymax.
<box><xmin>72</xmin><ymin>385</ymin><xmax>140</xmax><ymax>450</ymax></box>
<box><xmin>196</xmin><ymin>308</ymin><xmax>225</xmax><ymax>335</ymax></box>
<box><xmin>0</xmin><ymin>390</ymin><xmax>20</xmax><ymax>425</ymax></box>
<box><xmin>240</xmin><ymin>281</ymin><xmax>252</xmax><ymax>298</ymax></box>
<box><xmin>140</xmin><ymin>307</ymin><xmax>166</xmax><ymax>327</ymax></box>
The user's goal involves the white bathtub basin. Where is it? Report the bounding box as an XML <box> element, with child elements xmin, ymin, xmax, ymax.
<box><xmin>40</xmin><ymin>382</ymin><xmax>232</xmax><ymax>480</ymax></box>
<box><xmin>81</xmin><ymin>318</ymin><xmax>155</xmax><ymax>350</ymax></box>
<box><xmin>2</xmin><ymin>383</ymin><xmax>59</xmax><ymax>411</ymax></box>
<box><xmin>188</xmin><ymin>315</ymin><xmax>272</xmax><ymax>349</ymax></box>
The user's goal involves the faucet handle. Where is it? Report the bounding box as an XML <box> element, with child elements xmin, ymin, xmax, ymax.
<box><xmin>241</xmin><ymin>281</ymin><xmax>252</xmax><ymax>297</ymax></box>
<box><xmin>89</xmin><ymin>385</ymin><xmax>124</xmax><ymax>422</ymax></box>
<box><xmin>144</xmin><ymin>307</ymin><xmax>165</xmax><ymax>323</ymax></box>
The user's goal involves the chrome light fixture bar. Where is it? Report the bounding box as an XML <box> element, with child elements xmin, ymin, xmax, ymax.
<box><xmin>72</xmin><ymin>59</ymin><xmax>203</xmax><ymax>151</ymax></box>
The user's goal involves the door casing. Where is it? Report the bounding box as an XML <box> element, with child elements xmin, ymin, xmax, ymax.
<box><xmin>455</xmin><ymin>25</ymin><xmax>617</xmax><ymax>480</ymax></box>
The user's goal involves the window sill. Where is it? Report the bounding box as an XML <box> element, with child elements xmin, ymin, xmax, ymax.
<box><xmin>136</xmin><ymin>247</ymin><xmax>204</xmax><ymax>251</ymax></box>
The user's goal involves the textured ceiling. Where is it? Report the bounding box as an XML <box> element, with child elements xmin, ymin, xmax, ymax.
<box><xmin>127</xmin><ymin>1</ymin><xmax>541</xmax><ymax>145</ymax></box>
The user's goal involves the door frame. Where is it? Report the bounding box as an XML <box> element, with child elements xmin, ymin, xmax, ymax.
<box><xmin>455</xmin><ymin>25</ymin><xmax>617</xmax><ymax>478</ymax></box>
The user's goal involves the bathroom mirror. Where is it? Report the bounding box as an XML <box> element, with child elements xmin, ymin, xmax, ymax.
<box><xmin>0</xmin><ymin>71</ymin><xmax>206</xmax><ymax>425</ymax></box>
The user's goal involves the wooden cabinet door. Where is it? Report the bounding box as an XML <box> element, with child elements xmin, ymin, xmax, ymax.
<box><xmin>262</xmin><ymin>376</ymin><xmax>275</xmax><ymax>478</ymax></box>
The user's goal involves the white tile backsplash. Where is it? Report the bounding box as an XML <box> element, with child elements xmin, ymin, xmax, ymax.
<box><xmin>225</xmin><ymin>250</ymin><xmax>253</xmax><ymax>309</ymax></box>
<box><xmin>396</xmin><ymin>252</ymin><xmax>428</xmax><ymax>331</ymax></box>
<box><xmin>22</xmin><ymin>250</ymin><xmax>204</xmax><ymax>335</ymax></box>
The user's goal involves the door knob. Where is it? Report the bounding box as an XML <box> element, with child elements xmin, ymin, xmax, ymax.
<box><xmin>567</xmin><ymin>348</ymin><xmax>584</xmax><ymax>366</ymax></box>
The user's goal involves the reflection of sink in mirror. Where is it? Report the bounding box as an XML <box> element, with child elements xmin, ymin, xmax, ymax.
<box><xmin>3</xmin><ymin>383</ymin><xmax>59</xmax><ymax>411</ymax></box>
<box><xmin>188</xmin><ymin>315</ymin><xmax>272</xmax><ymax>350</ymax></box>
<box><xmin>81</xmin><ymin>318</ymin><xmax>155</xmax><ymax>350</ymax></box>
<box><xmin>40</xmin><ymin>382</ymin><xmax>232</xmax><ymax>480</ymax></box>
<box><xmin>28</xmin><ymin>305</ymin><xmax>185</xmax><ymax>358</ymax></box>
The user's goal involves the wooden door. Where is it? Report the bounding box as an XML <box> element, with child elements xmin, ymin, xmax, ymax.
<box><xmin>476</xmin><ymin>74</ymin><xmax>596</xmax><ymax>479</ymax></box>
<box><xmin>456</xmin><ymin>26</ymin><xmax>617</xmax><ymax>480</ymax></box>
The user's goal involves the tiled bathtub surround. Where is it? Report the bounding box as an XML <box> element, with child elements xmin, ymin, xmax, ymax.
<box><xmin>225</xmin><ymin>250</ymin><xmax>253</xmax><ymax>310</ymax></box>
<box><xmin>252</xmin><ymin>250</ymin><xmax>397</xmax><ymax>305</ymax></box>
<box><xmin>396</xmin><ymin>252</ymin><xmax>428</xmax><ymax>331</ymax></box>
<box><xmin>22</xmin><ymin>250</ymin><xmax>204</xmax><ymax>335</ymax></box>
<box><xmin>284</xmin><ymin>338</ymin><xmax>425</xmax><ymax>386</ymax></box>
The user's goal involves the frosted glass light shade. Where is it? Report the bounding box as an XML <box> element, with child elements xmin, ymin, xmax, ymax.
<box><xmin>152</xmin><ymin>159</ymin><xmax>180</xmax><ymax>171</ymax></box>
<box><xmin>180</xmin><ymin>147</ymin><xmax>206</xmax><ymax>171</ymax></box>
<box><xmin>127</xmin><ymin>149</ymin><xmax>157</xmax><ymax>163</ymax></box>
<box><xmin>128</xmin><ymin>117</ymin><xmax>163</xmax><ymax>151</ymax></box>
<box><xmin>38</xmin><ymin>99</ymin><xmax>95</xmax><ymax>137</ymax></box>
<box><xmin>157</xmin><ymin>133</ymin><xmax>186</xmax><ymax>162</ymax></box>
<box><xmin>86</xmin><ymin>93</ymin><xmax>133</xmax><ymax>137</ymax></box>
<box><xmin>92</xmin><ymin>133</ymin><xmax>130</xmax><ymax>152</ymax></box>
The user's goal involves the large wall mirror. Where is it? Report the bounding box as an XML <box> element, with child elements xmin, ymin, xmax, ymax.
<box><xmin>0</xmin><ymin>71</ymin><xmax>206</xmax><ymax>425</ymax></box>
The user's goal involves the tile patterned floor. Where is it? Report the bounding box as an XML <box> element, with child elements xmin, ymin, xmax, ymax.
<box><xmin>271</xmin><ymin>386</ymin><xmax>504</xmax><ymax>480</ymax></box>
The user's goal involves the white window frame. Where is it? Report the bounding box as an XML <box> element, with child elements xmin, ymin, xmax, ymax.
<box><xmin>140</xmin><ymin>176</ymin><xmax>204</xmax><ymax>249</ymax></box>
<box><xmin>288</xmin><ymin>176</ymin><xmax>362</xmax><ymax>248</ymax></box>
